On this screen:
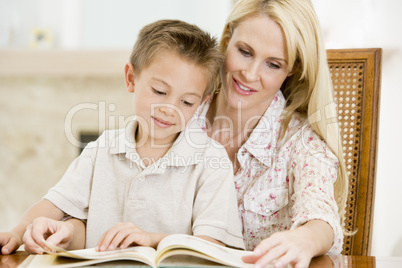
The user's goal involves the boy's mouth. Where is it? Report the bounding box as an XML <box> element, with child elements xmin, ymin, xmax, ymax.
<box><xmin>152</xmin><ymin>116</ymin><xmax>174</xmax><ymax>128</ymax></box>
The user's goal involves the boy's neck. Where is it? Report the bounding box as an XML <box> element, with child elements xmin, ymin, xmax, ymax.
<box><xmin>134</xmin><ymin>125</ymin><xmax>176</xmax><ymax>167</ymax></box>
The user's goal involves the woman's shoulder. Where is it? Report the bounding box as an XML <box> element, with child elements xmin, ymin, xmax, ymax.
<box><xmin>280</xmin><ymin>113</ymin><xmax>338</xmax><ymax>163</ymax></box>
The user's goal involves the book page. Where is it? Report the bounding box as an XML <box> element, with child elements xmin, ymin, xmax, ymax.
<box><xmin>156</xmin><ymin>234</ymin><xmax>254</xmax><ymax>268</ymax></box>
<box><xmin>41</xmin><ymin>241</ymin><xmax>157</xmax><ymax>267</ymax></box>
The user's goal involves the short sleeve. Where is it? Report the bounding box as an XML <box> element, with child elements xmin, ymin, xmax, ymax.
<box><xmin>44</xmin><ymin>140</ymin><xmax>98</xmax><ymax>220</ymax></box>
<box><xmin>191</xmin><ymin>149</ymin><xmax>245</xmax><ymax>249</ymax></box>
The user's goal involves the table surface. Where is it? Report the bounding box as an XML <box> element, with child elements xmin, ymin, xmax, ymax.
<box><xmin>1</xmin><ymin>251</ymin><xmax>402</xmax><ymax>268</ymax></box>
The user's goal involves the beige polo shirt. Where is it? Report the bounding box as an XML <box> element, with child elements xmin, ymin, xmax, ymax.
<box><xmin>44</xmin><ymin>119</ymin><xmax>244</xmax><ymax>249</ymax></box>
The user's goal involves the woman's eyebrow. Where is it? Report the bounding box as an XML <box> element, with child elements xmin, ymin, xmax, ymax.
<box><xmin>239</xmin><ymin>42</ymin><xmax>287</xmax><ymax>64</ymax></box>
<box><xmin>269</xmin><ymin>57</ymin><xmax>287</xmax><ymax>64</ymax></box>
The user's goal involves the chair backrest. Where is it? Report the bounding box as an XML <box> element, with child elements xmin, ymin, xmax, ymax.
<box><xmin>326</xmin><ymin>48</ymin><xmax>382</xmax><ymax>256</ymax></box>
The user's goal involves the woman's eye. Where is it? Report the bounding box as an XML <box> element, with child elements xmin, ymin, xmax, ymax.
<box><xmin>152</xmin><ymin>88</ymin><xmax>166</xmax><ymax>95</ymax></box>
<box><xmin>268</xmin><ymin>62</ymin><xmax>280</xmax><ymax>69</ymax></box>
<box><xmin>181</xmin><ymin>100</ymin><xmax>194</xmax><ymax>107</ymax></box>
<box><xmin>239</xmin><ymin>48</ymin><xmax>251</xmax><ymax>57</ymax></box>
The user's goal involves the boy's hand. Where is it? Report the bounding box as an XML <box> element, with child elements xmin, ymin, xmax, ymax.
<box><xmin>23</xmin><ymin>217</ymin><xmax>75</xmax><ymax>254</ymax></box>
<box><xmin>96</xmin><ymin>222</ymin><xmax>166</xmax><ymax>251</ymax></box>
<box><xmin>0</xmin><ymin>232</ymin><xmax>22</xmax><ymax>255</ymax></box>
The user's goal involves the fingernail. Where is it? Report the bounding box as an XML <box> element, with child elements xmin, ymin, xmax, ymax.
<box><xmin>100</xmin><ymin>245</ymin><xmax>106</xmax><ymax>251</ymax></box>
<box><xmin>3</xmin><ymin>248</ymin><xmax>9</xmax><ymax>254</ymax></box>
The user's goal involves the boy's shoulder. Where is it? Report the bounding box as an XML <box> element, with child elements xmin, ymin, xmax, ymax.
<box><xmin>87</xmin><ymin>123</ymin><xmax>135</xmax><ymax>154</ymax></box>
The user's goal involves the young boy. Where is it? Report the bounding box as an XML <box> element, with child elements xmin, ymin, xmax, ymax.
<box><xmin>0</xmin><ymin>19</ymin><xmax>244</xmax><ymax>255</ymax></box>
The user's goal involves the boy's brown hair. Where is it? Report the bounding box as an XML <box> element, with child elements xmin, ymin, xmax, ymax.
<box><xmin>130</xmin><ymin>19</ymin><xmax>223</xmax><ymax>97</ymax></box>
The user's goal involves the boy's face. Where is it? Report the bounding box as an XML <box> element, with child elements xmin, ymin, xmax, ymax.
<box><xmin>125</xmin><ymin>52</ymin><xmax>209</xmax><ymax>146</ymax></box>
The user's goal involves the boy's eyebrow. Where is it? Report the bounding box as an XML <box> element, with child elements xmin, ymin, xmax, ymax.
<box><xmin>186</xmin><ymin>93</ymin><xmax>202</xmax><ymax>99</ymax></box>
<box><xmin>152</xmin><ymin>77</ymin><xmax>171</xmax><ymax>88</ymax></box>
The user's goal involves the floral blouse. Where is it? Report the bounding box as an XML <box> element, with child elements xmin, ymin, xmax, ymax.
<box><xmin>194</xmin><ymin>91</ymin><xmax>343</xmax><ymax>254</ymax></box>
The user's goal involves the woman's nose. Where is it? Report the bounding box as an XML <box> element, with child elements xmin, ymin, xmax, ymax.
<box><xmin>242</xmin><ymin>61</ymin><xmax>260</xmax><ymax>82</ymax></box>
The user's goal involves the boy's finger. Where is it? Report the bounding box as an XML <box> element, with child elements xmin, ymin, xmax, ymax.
<box><xmin>1</xmin><ymin>240</ymin><xmax>18</xmax><ymax>255</ymax></box>
<box><xmin>45</xmin><ymin>228</ymin><xmax>69</xmax><ymax>248</ymax></box>
<box><xmin>30</xmin><ymin>220</ymin><xmax>50</xmax><ymax>244</ymax></box>
<box><xmin>120</xmin><ymin>233</ymin><xmax>142</xmax><ymax>249</ymax></box>
<box><xmin>96</xmin><ymin>232</ymin><xmax>107</xmax><ymax>251</ymax></box>
<box><xmin>108</xmin><ymin>229</ymin><xmax>134</xmax><ymax>250</ymax></box>
<box><xmin>98</xmin><ymin>230</ymin><xmax>118</xmax><ymax>251</ymax></box>
<box><xmin>23</xmin><ymin>228</ymin><xmax>44</xmax><ymax>254</ymax></box>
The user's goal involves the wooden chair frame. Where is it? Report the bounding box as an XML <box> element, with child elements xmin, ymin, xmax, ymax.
<box><xmin>326</xmin><ymin>48</ymin><xmax>382</xmax><ymax>255</ymax></box>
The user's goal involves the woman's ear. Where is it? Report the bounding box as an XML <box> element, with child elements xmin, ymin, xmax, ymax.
<box><xmin>124</xmin><ymin>63</ymin><xmax>136</xmax><ymax>93</ymax></box>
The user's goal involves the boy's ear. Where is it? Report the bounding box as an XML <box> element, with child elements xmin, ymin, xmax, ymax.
<box><xmin>124</xmin><ymin>63</ymin><xmax>136</xmax><ymax>93</ymax></box>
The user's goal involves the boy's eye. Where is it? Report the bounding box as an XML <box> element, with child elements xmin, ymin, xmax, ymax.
<box><xmin>152</xmin><ymin>88</ymin><xmax>166</xmax><ymax>95</ymax></box>
<box><xmin>239</xmin><ymin>48</ymin><xmax>251</xmax><ymax>57</ymax></box>
<box><xmin>181</xmin><ymin>100</ymin><xmax>194</xmax><ymax>107</ymax></box>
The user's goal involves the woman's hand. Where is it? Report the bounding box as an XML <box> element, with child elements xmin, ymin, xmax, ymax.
<box><xmin>96</xmin><ymin>222</ymin><xmax>166</xmax><ymax>251</ymax></box>
<box><xmin>0</xmin><ymin>232</ymin><xmax>22</xmax><ymax>255</ymax></box>
<box><xmin>22</xmin><ymin>217</ymin><xmax>80</xmax><ymax>254</ymax></box>
<box><xmin>242</xmin><ymin>220</ymin><xmax>334</xmax><ymax>268</ymax></box>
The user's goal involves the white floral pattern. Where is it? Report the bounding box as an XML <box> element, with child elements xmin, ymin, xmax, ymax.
<box><xmin>195</xmin><ymin>91</ymin><xmax>343</xmax><ymax>254</ymax></box>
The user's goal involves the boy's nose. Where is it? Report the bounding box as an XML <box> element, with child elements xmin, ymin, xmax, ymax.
<box><xmin>159</xmin><ymin>104</ymin><xmax>176</xmax><ymax>116</ymax></box>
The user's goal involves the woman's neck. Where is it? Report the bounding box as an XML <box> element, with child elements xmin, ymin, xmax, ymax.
<box><xmin>207</xmin><ymin>91</ymin><xmax>265</xmax><ymax>144</ymax></box>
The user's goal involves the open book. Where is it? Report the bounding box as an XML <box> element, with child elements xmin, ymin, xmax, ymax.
<box><xmin>20</xmin><ymin>234</ymin><xmax>257</xmax><ymax>268</ymax></box>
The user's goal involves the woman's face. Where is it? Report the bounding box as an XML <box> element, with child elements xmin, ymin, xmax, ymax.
<box><xmin>222</xmin><ymin>14</ymin><xmax>292</xmax><ymax>112</ymax></box>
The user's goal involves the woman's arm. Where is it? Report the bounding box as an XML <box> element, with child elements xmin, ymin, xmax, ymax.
<box><xmin>243</xmin><ymin>219</ymin><xmax>334</xmax><ymax>268</ymax></box>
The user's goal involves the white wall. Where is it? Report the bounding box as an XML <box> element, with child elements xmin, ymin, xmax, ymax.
<box><xmin>312</xmin><ymin>0</ymin><xmax>402</xmax><ymax>257</ymax></box>
<box><xmin>0</xmin><ymin>0</ymin><xmax>231</xmax><ymax>49</ymax></box>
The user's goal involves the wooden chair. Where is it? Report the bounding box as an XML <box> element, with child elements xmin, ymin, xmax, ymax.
<box><xmin>326</xmin><ymin>48</ymin><xmax>382</xmax><ymax>255</ymax></box>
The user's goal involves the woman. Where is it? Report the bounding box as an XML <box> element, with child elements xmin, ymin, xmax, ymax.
<box><xmin>197</xmin><ymin>0</ymin><xmax>348</xmax><ymax>267</ymax></box>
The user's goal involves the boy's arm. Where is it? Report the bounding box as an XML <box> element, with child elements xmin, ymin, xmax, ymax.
<box><xmin>0</xmin><ymin>199</ymin><xmax>64</xmax><ymax>254</ymax></box>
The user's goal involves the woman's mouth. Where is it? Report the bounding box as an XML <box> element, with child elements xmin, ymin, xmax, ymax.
<box><xmin>233</xmin><ymin>78</ymin><xmax>257</xmax><ymax>96</ymax></box>
<box><xmin>152</xmin><ymin>117</ymin><xmax>174</xmax><ymax>128</ymax></box>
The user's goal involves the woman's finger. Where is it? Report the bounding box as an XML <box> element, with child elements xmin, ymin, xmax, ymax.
<box><xmin>253</xmin><ymin>234</ymin><xmax>281</xmax><ymax>257</ymax></box>
<box><xmin>254</xmin><ymin>245</ymin><xmax>286</xmax><ymax>268</ymax></box>
<box><xmin>272</xmin><ymin>250</ymin><xmax>299</xmax><ymax>268</ymax></box>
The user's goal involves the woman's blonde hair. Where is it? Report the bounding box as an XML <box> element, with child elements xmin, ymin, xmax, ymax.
<box><xmin>221</xmin><ymin>0</ymin><xmax>349</xmax><ymax>232</ymax></box>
